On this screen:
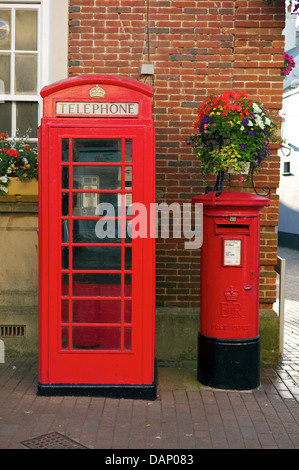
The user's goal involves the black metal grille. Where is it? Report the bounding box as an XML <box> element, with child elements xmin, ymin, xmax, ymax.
<box><xmin>21</xmin><ymin>432</ymin><xmax>88</xmax><ymax>449</ymax></box>
<box><xmin>0</xmin><ymin>325</ymin><xmax>25</xmax><ymax>337</ymax></box>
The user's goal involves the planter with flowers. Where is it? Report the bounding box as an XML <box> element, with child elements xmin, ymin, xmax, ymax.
<box><xmin>0</xmin><ymin>132</ymin><xmax>38</xmax><ymax>202</ymax></box>
<box><xmin>281</xmin><ymin>52</ymin><xmax>296</xmax><ymax>78</ymax></box>
<box><xmin>186</xmin><ymin>90</ymin><xmax>282</xmax><ymax>196</ymax></box>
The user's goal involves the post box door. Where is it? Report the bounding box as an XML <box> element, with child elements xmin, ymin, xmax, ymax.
<box><xmin>39</xmin><ymin>125</ymin><xmax>155</xmax><ymax>386</ymax></box>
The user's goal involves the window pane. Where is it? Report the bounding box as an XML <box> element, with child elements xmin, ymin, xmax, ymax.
<box><xmin>15</xmin><ymin>10</ymin><xmax>37</xmax><ymax>51</ymax></box>
<box><xmin>15</xmin><ymin>53</ymin><xmax>37</xmax><ymax>94</ymax></box>
<box><xmin>0</xmin><ymin>54</ymin><xmax>10</xmax><ymax>94</ymax></box>
<box><xmin>0</xmin><ymin>102</ymin><xmax>11</xmax><ymax>135</ymax></box>
<box><xmin>0</xmin><ymin>11</ymin><xmax>11</xmax><ymax>50</ymax></box>
<box><xmin>16</xmin><ymin>102</ymin><xmax>38</xmax><ymax>137</ymax></box>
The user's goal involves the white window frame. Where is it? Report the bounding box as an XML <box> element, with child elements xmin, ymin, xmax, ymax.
<box><xmin>0</xmin><ymin>0</ymin><xmax>68</xmax><ymax>139</ymax></box>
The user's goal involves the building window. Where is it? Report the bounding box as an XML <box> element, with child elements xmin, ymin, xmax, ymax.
<box><xmin>283</xmin><ymin>161</ymin><xmax>291</xmax><ymax>175</ymax></box>
<box><xmin>0</xmin><ymin>3</ymin><xmax>40</xmax><ymax>140</ymax></box>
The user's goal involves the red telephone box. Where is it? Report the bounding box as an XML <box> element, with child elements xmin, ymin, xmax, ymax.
<box><xmin>38</xmin><ymin>75</ymin><xmax>156</xmax><ymax>399</ymax></box>
<box><xmin>192</xmin><ymin>191</ymin><xmax>270</xmax><ymax>390</ymax></box>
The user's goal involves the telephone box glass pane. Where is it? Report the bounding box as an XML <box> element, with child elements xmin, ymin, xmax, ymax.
<box><xmin>125</xmin><ymin>139</ymin><xmax>132</xmax><ymax>162</ymax></box>
<box><xmin>73</xmin><ymin>166</ymin><xmax>121</xmax><ymax>190</ymax></box>
<box><xmin>72</xmin><ymin>327</ymin><xmax>121</xmax><ymax>350</ymax></box>
<box><xmin>62</xmin><ymin>247</ymin><xmax>69</xmax><ymax>269</ymax></box>
<box><xmin>72</xmin><ymin>192</ymin><xmax>100</xmax><ymax>217</ymax></box>
<box><xmin>125</xmin><ymin>247</ymin><xmax>132</xmax><ymax>269</ymax></box>
<box><xmin>73</xmin><ymin>219</ymin><xmax>121</xmax><ymax>244</ymax></box>
<box><xmin>72</xmin><ymin>193</ymin><xmax>120</xmax><ymax>217</ymax></box>
<box><xmin>72</xmin><ymin>273</ymin><xmax>121</xmax><ymax>297</ymax></box>
<box><xmin>72</xmin><ymin>246</ymin><xmax>121</xmax><ymax>270</ymax></box>
<box><xmin>61</xmin><ymin>274</ymin><xmax>68</xmax><ymax>296</ymax></box>
<box><xmin>62</xmin><ymin>194</ymin><xmax>69</xmax><ymax>216</ymax></box>
<box><xmin>125</xmin><ymin>167</ymin><xmax>132</xmax><ymax>189</ymax></box>
<box><xmin>73</xmin><ymin>139</ymin><xmax>121</xmax><ymax>162</ymax></box>
<box><xmin>62</xmin><ymin>139</ymin><xmax>69</xmax><ymax>162</ymax></box>
<box><xmin>61</xmin><ymin>328</ymin><xmax>68</xmax><ymax>350</ymax></box>
<box><xmin>124</xmin><ymin>327</ymin><xmax>132</xmax><ymax>350</ymax></box>
<box><xmin>72</xmin><ymin>300</ymin><xmax>121</xmax><ymax>324</ymax></box>
<box><xmin>62</xmin><ymin>167</ymin><xmax>68</xmax><ymax>189</ymax></box>
<box><xmin>125</xmin><ymin>274</ymin><xmax>132</xmax><ymax>296</ymax></box>
<box><xmin>124</xmin><ymin>300</ymin><xmax>132</xmax><ymax>323</ymax></box>
<box><xmin>61</xmin><ymin>299</ymin><xmax>68</xmax><ymax>322</ymax></box>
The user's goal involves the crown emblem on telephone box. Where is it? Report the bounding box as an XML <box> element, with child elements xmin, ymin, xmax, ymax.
<box><xmin>89</xmin><ymin>85</ymin><xmax>105</xmax><ymax>99</ymax></box>
<box><xmin>224</xmin><ymin>286</ymin><xmax>239</xmax><ymax>301</ymax></box>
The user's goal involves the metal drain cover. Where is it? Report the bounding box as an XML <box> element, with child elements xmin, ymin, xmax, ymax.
<box><xmin>21</xmin><ymin>432</ymin><xmax>88</xmax><ymax>449</ymax></box>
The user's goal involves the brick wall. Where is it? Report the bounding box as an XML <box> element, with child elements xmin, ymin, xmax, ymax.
<box><xmin>68</xmin><ymin>0</ymin><xmax>286</xmax><ymax>310</ymax></box>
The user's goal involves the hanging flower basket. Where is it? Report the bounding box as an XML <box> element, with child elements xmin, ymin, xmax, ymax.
<box><xmin>186</xmin><ymin>90</ymin><xmax>282</xmax><ymax>183</ymax></box>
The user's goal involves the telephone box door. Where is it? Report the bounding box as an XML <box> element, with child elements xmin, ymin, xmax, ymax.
<box><xmin>38</xmin><ymin>124</ymin><xmax>155</xmax><ymax>398</ymax></box>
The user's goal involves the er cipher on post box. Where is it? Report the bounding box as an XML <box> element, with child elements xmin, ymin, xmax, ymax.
<box><xmin>192</xmin><ymin>191</ymin><xmax>270</xmax><ymax>390</ymax></box>
<box><xmin>38</xmin><ymin>75</ymin><xmax>156</xmax><ymax>399</ymax></box>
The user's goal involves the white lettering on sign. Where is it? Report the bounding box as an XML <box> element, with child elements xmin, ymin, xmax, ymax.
<box><xmin>56</xmin><ymin>102</ymin><xmax>139</xmax><ymax>117</ymax></box>
<box><xmin>224</xmin><ymin>239</ymin><xmax>241</xmax><ymax>266</ymax></box>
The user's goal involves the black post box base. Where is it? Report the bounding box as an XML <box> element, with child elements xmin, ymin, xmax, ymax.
<box><xmin>197</xmin><ymin>333</ymin><xmax>260</xmax><ymax>390</ymax></box>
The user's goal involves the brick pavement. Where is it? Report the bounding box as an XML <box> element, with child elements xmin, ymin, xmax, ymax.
<box><xmin>0</xmin><ymin>249</ymin><xmax>299</xmax><ymax>450</ymax></box>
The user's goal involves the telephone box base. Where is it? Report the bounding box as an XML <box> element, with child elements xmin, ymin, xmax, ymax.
<box><xmin>197</xmin><ymin>333</ymin><xmax>260</xmax><ymax>390</ymax></box>
<box><xmin>37</xmin><ymin>381</ymin><xmax>157</xmax><ymax>400</ymax></box>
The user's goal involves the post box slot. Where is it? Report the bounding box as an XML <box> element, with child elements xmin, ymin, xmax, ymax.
<box><xmin>215</xmin><ymin>223</ymin><xmax>250</xmax><ymax>234</ymax></box>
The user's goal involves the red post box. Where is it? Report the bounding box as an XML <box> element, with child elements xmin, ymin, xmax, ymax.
<box><xmin>38</xmin><ymin>75</ymin><xmax>156</xmax><ymax>398</ymax></box>
<box><xmin>192</xmin><ymin>191</ymin><xmax>270</xmax><ymax>390</ymax></box>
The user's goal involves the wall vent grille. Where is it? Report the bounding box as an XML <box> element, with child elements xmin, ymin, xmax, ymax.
<box><xmin>0</xmin><ymin>325</ymin><xmax>25</xmax><ymax>337</ymax></box>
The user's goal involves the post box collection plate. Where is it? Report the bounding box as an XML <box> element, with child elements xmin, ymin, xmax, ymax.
<box><xmin>223</xmin><ymin>239</ymin><xmax>241</xmax><ymax>266</ymax></box>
